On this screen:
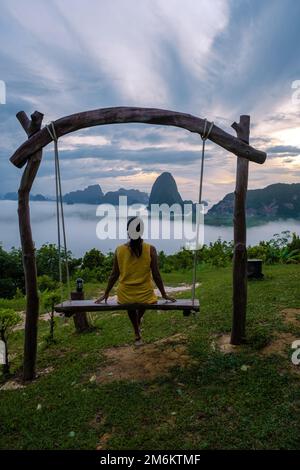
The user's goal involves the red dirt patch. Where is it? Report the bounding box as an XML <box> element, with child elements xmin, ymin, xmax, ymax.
<box><xmin>95</xmin><ymin>334</ymin><xmax>194</xmax><ymax>383</ymax></box>
<box><xmin>261</xmin><ymin>332</ymin><xmax>296</xmax><ymax>356</ymax></box>
<box><xmin>213</xmin><ymin>334</ymin><xmax>242</xmax><ymax>354</ymax></box>
<box><xmin>96</xmin><ymin>430</ymin><xmax>114</xmax><ymax>450</ymax></box>
<box><xmin>281</xmin><ymin>308</ymin><xmax>300</xmax><ymax>327</ymax></box>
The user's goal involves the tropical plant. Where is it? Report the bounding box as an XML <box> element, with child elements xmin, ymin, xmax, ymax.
<box><xmin>43</xmin><ymin>291</ymin><xmax>61</xmax><ymax>345</ymax></box>
<box><xmin>0</xmin><ymin>308</ymin><xmax>21</xmax><ymax>376</ymax></box>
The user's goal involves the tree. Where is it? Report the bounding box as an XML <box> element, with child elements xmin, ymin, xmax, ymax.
<box><xmin>82</xmin><ymin>248</ymin><xmax>105</xmax><ymax>270</ymax></box>
<box><xmin>36</xmin><ymin>244</ymin><xmax>60</xmax><ymax>281</ymax></box>
<box><xmin>36</xmin><ymin>243</ymin><xmax>81</xmax><ymax>281</ymax></box>
<box><xmin>0</xmin><ymin>246</ymin><xmax>24</xmax><ymax>298</ymax></box>
<box><xmin>38</xmin><ymin>274</ymin><xmax>59</xmax><ymax>292</ymax></box>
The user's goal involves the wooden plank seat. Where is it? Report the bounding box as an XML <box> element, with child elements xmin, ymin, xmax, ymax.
<box><xmin>55</xmin><ymin>299</ymin><xmax>200</xmax><ymax>317</ymax></box>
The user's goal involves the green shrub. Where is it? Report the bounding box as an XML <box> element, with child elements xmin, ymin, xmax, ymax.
<box><xmin>38</xmin><ymin>275</ymin><xmax>59</xmax><ymax>292</ymax></box>
<box><xmin>0</xmin><ymin>308</ymin><xmax>21</xmax><ymax>376</ymax></box>
<box><xmin>82</xmin><ymin>248</ymin><xmax>105</xmax><ymax>270</ymax></box>
<box><xmin>0</xmin><ymin>246</ymin><xmax>24</xmax><ymax>298</ymax></box>
<box><xmin>41</xmin><ymin>290</ymin><xmax>61</xmax><ymax>345</ymax></box>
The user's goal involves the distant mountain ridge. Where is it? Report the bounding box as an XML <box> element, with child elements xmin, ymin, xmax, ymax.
<box><xmin>1</xmin><ymin>178</ymin><xmax>300</xmax><ymax>225</ymax></box>
<box><xmin>63</xmin><ymin>185</ymin><xmax>104</xmax><ymax>205</ymax></box>
<box><xmin>0</xmin><ymin>192</ymin><xmax>48</xmax><ymax>202</ymax></box>
<box><xmin>206</xmin><ymin>183</ymin><xmax>300</xmax><ymax>225</ymax></box>
<box><xmin>63</xmin><ymin>184</ymin><xmax>149</xmax><ymax>205</ymax></box>
<box><xmin>0</xmin><ymin>185</ymin><xmax>148</xmax><ymax>205</ymax></box>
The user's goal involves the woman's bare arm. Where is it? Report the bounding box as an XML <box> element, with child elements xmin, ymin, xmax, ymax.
<box><xmin>95</xmin><ymin>252</ymin><xmax>120</xmax><ymax>303</ymax></box>
<box><xmin>150</xmin><ymin>246</ymin><xmax>175</xmax><ymax>301</ymax></box>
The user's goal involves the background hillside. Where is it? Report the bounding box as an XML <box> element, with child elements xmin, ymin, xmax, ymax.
<box><xmin>206</xmin><ymin>183</ymin><xmax>300</xmax><ymax>225</ymax></box>
<box><xmin>1</xmin><ymin>178</ymin><xmax>300</xmax><ymax>226</ymax></box>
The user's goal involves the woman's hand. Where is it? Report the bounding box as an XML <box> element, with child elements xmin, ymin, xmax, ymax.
<box><xmin>162</xmin><ymin>293</ymin><xmax>176</xmax><ymax>302</ymax></box>
<box><xmin>95</xmin><ymin>293</ymin><xmax>109</xmax><ymax>304</ymax></box>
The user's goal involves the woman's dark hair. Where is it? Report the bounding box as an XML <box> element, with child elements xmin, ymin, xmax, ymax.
<box><xmin>127</xmin><ymin>216</ymin><xmax>143</xmax><ymax>257</ymax></box>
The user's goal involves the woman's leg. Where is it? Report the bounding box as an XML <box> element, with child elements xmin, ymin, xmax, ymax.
<box><xmin>137</xmin><ymin>308</ymin><xmax>146</xmax><ymax>327</ymax></box>
<box><xmin>127</xmin><ymin>309</ymin><xmax>141</xmax><ymax>340</ymax></box>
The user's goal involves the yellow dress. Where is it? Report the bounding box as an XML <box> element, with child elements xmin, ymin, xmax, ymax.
<box><xmin>116</xmin><ymin>242</ymin><xmax>157</xmax><ymax>304</ymax></box>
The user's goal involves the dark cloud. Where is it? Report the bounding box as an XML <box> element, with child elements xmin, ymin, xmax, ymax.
<box><xmin>0</xmin><ymin>0</ymin><xmax>299</xmax><ymax>201</ymax></box>
<box><xmin>267</xmin><ymin>145</ymin><xmax>300</xmax><ymax>155</ymax></box>
<box><xmin>40</xmin><ymin>145</ymin><xmax>211</xmax><ymax>169</ymax></box>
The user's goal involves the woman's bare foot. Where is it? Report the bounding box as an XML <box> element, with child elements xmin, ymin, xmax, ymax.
<box><xmin>134</xmin><ymin>329</ymin><xmax>143</xmax><ymax>345</ymax></box>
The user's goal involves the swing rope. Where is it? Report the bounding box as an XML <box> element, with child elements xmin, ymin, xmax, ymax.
<box><xmin>46</xmin><ymin>122</ymin><xmax>71</xmax><ymax>301</ymax></box>
<box><xmin>191</xmin><ymin>119</ymin><xmax>214</xmax><ymax>307</ymax></box>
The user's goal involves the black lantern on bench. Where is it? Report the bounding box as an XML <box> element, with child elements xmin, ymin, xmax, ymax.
<box><xmin>76</xmin><ymin>278</ymin><xmax>84</xmax><ymax>293</ymax></box>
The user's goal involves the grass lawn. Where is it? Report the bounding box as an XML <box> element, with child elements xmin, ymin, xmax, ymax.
<box><xmin>0</xmin><ymin>264</ymin><xmax>300</xmax><ymax>450</ymax></box>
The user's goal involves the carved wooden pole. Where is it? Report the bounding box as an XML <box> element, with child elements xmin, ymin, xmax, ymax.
<box><xmin>231</xmin><ymin>115</ymin><xmax>250</xmax><ymax>345</ymax></box>
<box><xmin>17</xmin><ymin>110</ymin><xmax>44</xmax><ymax>381</ymax></box>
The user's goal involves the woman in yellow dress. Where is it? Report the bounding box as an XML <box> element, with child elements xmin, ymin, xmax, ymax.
<box><xmin>95</xmin><ymin>216</ymin><xmax>174</xmax><ymax>344</ymax></box>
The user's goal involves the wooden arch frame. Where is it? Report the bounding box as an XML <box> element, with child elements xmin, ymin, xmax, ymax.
<box><xmin>10</xmin><ymin>107</ymin><xmax>267</xmax><ymax>381</ymax></box>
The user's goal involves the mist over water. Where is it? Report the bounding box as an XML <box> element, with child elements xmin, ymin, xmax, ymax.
<box><xmin>1</xmin><ymin>201</ymin><xmax>300</xmax><ymax>257</ymax></box>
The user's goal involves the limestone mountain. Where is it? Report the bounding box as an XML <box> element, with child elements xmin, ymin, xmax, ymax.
<box><xmin>206</xmin><ymin>183</ymin><xmax>300</xmax><ymax>225</ymax></box>
<box><xmin>63</xmin><ymin>185</ymin><xmax>104</xmax><ymax>205</ymax></box>
<box><xmin>148</xmin><ymin>172</ymin><xmax>183</xmax><ymax>207</ymax></box>
<box><xmin>63</xmin><ymin>184</ymin><xmax>148</xmax><ymax>205</ymax></box>
<box><xmin>101</xmin><ymin>188</ymin><xmax>148</xmax><ymax>205</ymax></box>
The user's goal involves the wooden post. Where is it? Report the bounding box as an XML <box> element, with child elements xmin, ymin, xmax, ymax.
<box><xmin>231</xmin><ymin>115</ymin><xmax>250</xmax><ymax>345</ymax></box>
<box><xmin>71</xmin><ymin>291</ymin><xmax>90</xmax><ymax>333</ymax></box>
<box><xmin>17</xmin><ymin>111</ymin><xmax>44</xmax><ymax>381</ymax></box>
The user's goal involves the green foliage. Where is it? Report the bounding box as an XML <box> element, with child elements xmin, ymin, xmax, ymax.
<box><xmin>247</xmin><ymin>231</ymin><xmax>300</xmax><ymax>265</ymax></box>
<box><xmin>0</xmin><ymin>231</ymin><xmax>299</xmax><ymax>301</ymax></box>
<box><xmin>0</xmin><ymin>264</ymin><xmax>299</xmax><ymax>450</ymax></box>
<box><xmin>0</xmin><ymin>246</ymin><xmax>24</xmax><ymax>298</ymax></box>
<box><xmin>42</xmin><ymin>291</ymin><xmax>61</xmax><ymax>346</ymax></box>
<box><xmin>74</xmin><ymin>251</ymin><xmax>114</xmax><ymax>283</ymax></box>
<box><xmin>0</xmin><ymin>308</ymin><xmax>21</xmax><ymax>333</ymax></box>
<box><xmin>82</xmin><ymin>248</ymin><xmax>105</xmax><ymax>270</ymax></box>
<box><xmin>199</xmin><ymin>239</ymin><xmax>233</xmax><ymax>267</ymax></box>
<box><xmin>38</xmin><ymin>275</ymin><xmax>59</xmax><ymax>292</ymax></box>
<box><xmin>36</xmin><ymin>243</ymin><xmax>81</xmax><ymax>281</ymax></box>
<box><xmin>42</xmin><ymin>291</ymin><xmax>61</xmax><ymax>311</ymax></box>
<box><xmin>36</xmin><ymin>244</ymin><xmax>63</xmax><ymax>281</ymax></box>
<box><xmin>288</xmin><ymin>232</ymin><xmax>300</xmax><ymax>251</ymax></box>
<box><xmin>159</xmin><ymin>239</ymin><xmax>233</xmax><ymax>273</ymax></box>
<box><xmin>0</xmin><ymin>308</ymin><xmax>21</xmax><ymax>376</ymax></box>
<box><xmin>0</xmin><ymin>297</ymin><xmax>25</xmax><ymax>311</ymax></box>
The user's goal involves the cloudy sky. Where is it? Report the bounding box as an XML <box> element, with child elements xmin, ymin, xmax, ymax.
<box><xmin>0</xmin><ymin>0</ymin><xmax>299</xmax><ymax>206</ymax></box>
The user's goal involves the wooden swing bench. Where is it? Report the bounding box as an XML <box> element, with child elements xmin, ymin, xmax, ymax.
<box><xmin>55</xmin><ymin>299</ymin><xmax>200</xmax><ymax>317</ymax></box>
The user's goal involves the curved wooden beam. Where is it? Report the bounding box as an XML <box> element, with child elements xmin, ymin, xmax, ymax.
<box><xmin>10</xmin><ymin>107</ymin><xmax>267</xmax><ymax>168</ymax></box>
